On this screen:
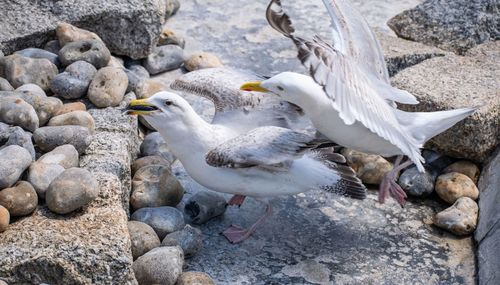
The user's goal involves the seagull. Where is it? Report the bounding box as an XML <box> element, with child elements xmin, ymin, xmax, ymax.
<box><xmin>240</xmin><ymin>0</ymin><xmax>477</xmax><ymax>206</ymax></box>
<box><xmin>126</xmin><ymin>91</ymin><xmax>367</xmax><ymax>243</ymax></box>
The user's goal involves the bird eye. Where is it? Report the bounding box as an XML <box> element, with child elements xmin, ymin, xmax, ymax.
<box><xmin>165</xmin><ymin>101</ymin><xmax>173</xmax><ymax>106</ymax></box>
<box><xmin>277</xmin><ymin>86</ymin><xmax>284</xmax><ymax>91</ymax></box>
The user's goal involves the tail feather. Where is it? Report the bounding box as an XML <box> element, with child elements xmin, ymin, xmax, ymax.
<box><xmin>394</xmin><ymin>107</ymin><xmax>478</xmax><ymax>146</ymax></box>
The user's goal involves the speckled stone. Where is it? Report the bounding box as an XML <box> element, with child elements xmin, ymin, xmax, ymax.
<box><xmin>0</xmin><ymin>77</ymin><xmax>14</xmax><ymax>91</ymax></box>
<box><xmin>45</xmin><ymin>167</ymin><xmax>99</xmax><ymax>214</ymax></box>
<box><xmin>0</xmin><ymin>205</ymin><xmax>9</xmax><ymax>233</ymax></box>
<box><xmin>33</xmin><ymin>126</ymin><xmax>91</xmax><ymax>154</ymax></box>
<box><xmin>128</xmin><ymin>221</ymin><xmax>161</xmax><ymax>260</ymax></box>
<box><xmin>175</xmin><ymin>272</ymin><xmax>216</xmax><ymax>285</ymax></box>
<box><xmin>55</xmin><ymin>102</ymin><xmax>87</xmax><ymax>116</ymax></box>
<box><xmin>14</xmin><ymin>48</ymin><xmax>60</xmax><ymax>67</ymax></box>
<box><xmin>132</xmin><ymin>155</ymin><xmax>171</xmax><ymax>175</ymax></box>
<box><xmin>131</xmin><ymin>206</ymin><xmax>185</xmax><ymax>239</ymax></box>
<box><xmin>0</xmin><ymin>145</ymin><xmax>32</xmax><ymax>189</ymax></box>
<box><xmin>443</xmin><ymin>161</ymin><xmax>480</xmax><ymax>184</ymax></box>
<box><xmin>435</xmin><ymin>172</ymin><xmax>479</xmax><ymax>204</ymax></box>
<box><xmin>341</xmin><ymin>148</ymin><xmax>393</xmax><ymax>185</ymax></box>
<box><xmin>50</xmin><ymin>61</ymin><xmax>97</xmax><ymax>99</ymax></box>
<box><xmin>434</xmin><ymin>197</ymin><xmax>478</xmax><ymax>235</ymax></box>
<box><xmin>87</xmin><ymin>67</ymin><xmax>128</xmax><ymax>107</ymax></box>
<box><xmin>15</xmin><ymin>84</ymin><xmax>46</xmax><ymax>98</ymax></box>
<box><xmin>56</xmin><ymin>22</ymin><xmax>102</xmax><ymax>47</ymax></box>
<box><xmin>27</xmin><ymin>162</ymin><xmax>65</xmax><ymax>199</ymax></box>
<box><xmin>161</xmin><ymin>224</ymin><xmax>203</xmax><ymax>257</ymax></box>
<box><xmin>0</xmin><ymin>96</ymin><xmax>39</xmax><ymax>132</ymax></box>
<box><xmin>398</xmin><ymin>166</ymin><xmax>437</xmax><ymax>197</ymax></box>
<box><xmin>184</xmin><ymin>191</ymin><xmax>227</xmax><ymax>225</ymax></box>
<box><xmin>124</xmin><ymin>65</ymin><xmax>149</xmax><ymax>93</ymax></box>
<box><xmin>0</xmin><ymin>54</ymin><xmax>58</xmax><ymax>91</ymax></box>
<box><xmin>143</xmin><ymin>45</ymin><xmax>184</xmax><ymax>75</ymax></box>
<box><xmin>58</xmin><ymin>39</ymin><xmax>111</xmax><ymax>69</ymax></box>
<box><xmin>2</xmin><ymin>89</ymin><xmax>63</xmax><ymax>126</ymax></box>
<box><xmin>132</xmin><ymin>246</ymin><xmax>184</xmax><ymax>285</ymax></box>
<box><xmin>38</xmin><ymin>144</ymin><xmax>79</xmax><ymax>169</ymax></box>
<box><xmin>158</xmin><ymin>28</ymin><xmax>185</xmax><ymax>48</ymax></box>
<box><xmin>184</xmin><ymin>52</ymin><xmax>223</xmax><ymax>72</ymax></box>
<box><xmin>48</xmin><ymin>111</ymin><xmax>95</xmax><ymax>133</ymax></box>
<box><xmin>1</xmin><ymin>126</ymin><xmax>36</xmax><ymax>160</ymax></box>
<box><xmin>0</xmin><ymin>181</ymin><xmax>38</xmax><ymax>217</ymax></box>
<box><xmin>140</xmin><ymin>132</ymin><xmax>175</xmax><ymax>163</ymax></box>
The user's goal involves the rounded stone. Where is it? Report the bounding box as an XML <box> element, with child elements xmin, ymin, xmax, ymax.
<box><xmin>184</xmin><ymin>52</ymin><xmax>223</xmax><ymax>72</ymax></box>
<box><xmin>3</xmin><ymin>89</ymin><xmax>63</xmax><ymax>126</ymax></box>
<box><xmin>443</xmin><ymin>160</ymin><xmax>480</xmax><ymax>184</ymax></box>
<box><xmin>44</xmin><ymin>40</ymin><xmax>61</xmax><ymax>54</ymax></box>
<box><xmin>27</xmin><ymin>162</ymin><xmax>65</xmax><ymax>199</ymax></box>
<box><xmin>434</xmin><ymin>197</ymin><xmax>478</xmax><ymax>235</ymax></box>
<box><xmin>176</xmin><ymin>272</ymin><xmax>216</xmax><ymax>285</ymax></box>
<box><xmin>107</xmin><ymin>56</ymin><xmax>125</xmax><ymax>68</ymax></box>
<box><xmin>0</xmin><ymin>77</ymin><xmax>14</xmax><ymax>91</ymax></box>
<box><xmin>45</xmin><ymin>167</ymin><xmax>99</xmax><ymax>214</ymax></box>
<box><xmin>398</xmin><ymin>166</ymin><xmax>437</xmax><ymax>197</ymax></box>
<box><xmin>131</xmin><ymin>206</ymin><xmax>185</xmax><ymax>239</ymax></box>
<box><xmin>59</xmin><ymin>39</ymin><xmax>111</xmax><ymax>69</ymax></box>
<box><xmin>0</xmin><ymin>145</ymin><xmax>32</xmax><ymax>189</ymax></box>
<box><xmin>124</xmin><ymin>65</ymin><xmax>149</xmax><ymax>94</ymax></box>
<box><xmin>165</xmin><ymin>0</ymin><xmax>181</xmax><ymax>17</ymax></box>
<box><xmin>158</xmin><ymin>28</ymin><xmax>185</xmax><ymax>48</ymax></box>
<box><xmin>140</xmin><ymin>132</ymin><xmax>175</xmax><ymax>163</ymax></box>
<box><xmin>135</xmin><ymin>79</ymin><xmax>166</xmax><ymax>99</ymax></box>
<box><xmin>87</xmin><ymin>67</ymin><xmax>128</xmax><ymax>107</ymax></box>
<box><xmin>56</xmin><ymin>22</ymin><xmax>101</xmax><ymax>47</ymax></box>
<box><xmin>435</xmin><ymin>172</ymin><xmax>479</xmax><ymax>204</ymax></box>
<box><xmin>341</xmin><ymin>148</ymin><xmax>393</xmax><ymax>185</ymax></box>
<box><xmin>0</xmin><ymin>96</ymin><xmax>39</xmax><ymax>132</ymax></box>
<box><xmin>15</xmin><ymin>84</ymin><xmax>46</xmax><ymax>98</ymax></box>
<box><xmin>48</xmin><ymin>111</ymin><xmax>95</xmax><ymax>133</ymax></box>
<box><xmin>55</xmin><ymin>102</ymin><xmax>87</xmax><ymax>116</ymax></box>
<box><xmin>0</xmin><ymin>54</ymin><xmax>58</xmax><ymax>91</ymax></box>
<box><xmin>143</xmin><ymin>45</ymin><xmax>184</xmax><ymax>75</ymax></box>
<box><xmin>50</xmin><ymin>61</ymin><xmax>97</xmax><ymax>99</ymax></box>
<box><xmin>1</xmin><ymin>126</ymin><xmax>36</xmax><ymax>160</ymax></box>
<box><xmin>14</xmin><ymin>48</ymin><xmax>60</xmax><ymax>67</ymax></box>
<box><xmin>128</xmin><ymin>220</ymin><xmax>161</xmax><ymax>260</ymax></box>
<box><xmin>131</xmin><ymin>155</ymin><xmax>171</xmax><ymax>175</ymax></box>
<box><xmin>38</xmin><ymin>144</ymin><xmax>79</xmax><ymax>169</ymax></box>
<box><xmin>33</xmin><ymin>126</ymin><xmax>91</xmax><ymax>154</ymax></box>
<box><xmin>132</xmin><ymin>246</ymin><xmax>183</xmax><ymax>285</ymax></box>
<box><xmin>184</xmin><ymin>191</ymin><xmax>227</xmax><ymax>225</ymax></box>
<box><xmin>161</xmin><ymin>225</ymin><xmax>203</xmax><ymax>257</ymax></box>
<box><xmin>0</xmin><ymin>181</ymin><xmax>38</xmax><ymax>217</ymax></box>
<box><xmin>0</xmin><ymin>205</ymin><xmax>9</xmax><ymax>233</ymax></box>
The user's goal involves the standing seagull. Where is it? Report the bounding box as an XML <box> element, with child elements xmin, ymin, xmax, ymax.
<box><xmin>240</xmin><ymin>0</ymin><xmax>477</xmax><ymax>206</ymax></box>
<box><xmin>126</xmin><ymin>91</ymin><xmax>366</xmax><ymax>243</ymax></box>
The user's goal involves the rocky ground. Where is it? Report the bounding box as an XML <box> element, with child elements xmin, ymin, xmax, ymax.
<box><xmin>0</xmin><ymin>0</ymin><xmax>498</xmax><ymax>284</ymax></box>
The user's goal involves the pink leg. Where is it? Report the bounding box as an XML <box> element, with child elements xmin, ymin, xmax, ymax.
<box><xmin>228</xmin><ymin>195</ymin><xmax>246</xmax><ymax>206</ymax></box>
<box><xmin>223</xmin><ymin>203</ymin><xmax>272</xmax><ymax>243</ymax></box>
<box><xmin>378</xmin><ymin>156</ymin><xmax>412</xmax><ymax>207</ymax></box>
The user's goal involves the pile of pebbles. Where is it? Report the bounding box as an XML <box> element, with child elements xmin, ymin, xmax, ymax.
<box><xmin>342</xmin><ymin>148</ymin><xmax>481</xmax><ymax>236</ymax></box>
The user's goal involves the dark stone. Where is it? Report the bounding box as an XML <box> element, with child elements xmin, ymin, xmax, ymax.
<box><xmin>398</xmin><ymin>166</ymin><xmax>436</xmax><ymax>197</ymax></box>
<box><xmin>58</xmin><ymin>40</ymin><xmax>111</xmax><ymax>69</ymax></box>
<box><xmin>50</xmin><ymin>60</ymin><xmax>97</xmax><ymax>99</ymax></box>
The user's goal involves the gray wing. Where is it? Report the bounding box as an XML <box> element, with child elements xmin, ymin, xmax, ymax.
<box><xmin>266</xmin><ymin>0</ymin><xmax>424</xmax><ymax>169</ymax></box>
<box><xmin>205</xmin><ymin>126</ymin><xmax>323</xmax><ymax>168</ymax></box>
<box><xmin>170</xmin><ymin>67</ymin><xmax>308</xmax><ymax>133</ymax></box>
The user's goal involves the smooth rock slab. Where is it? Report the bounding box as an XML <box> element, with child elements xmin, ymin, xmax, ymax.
<box><xmin>131</xmin><ymin>206</ymin><xmax>185</xmax><ymax>240</ymax></box>
<box><xmin>132</xmin><ymin>246</ymin><xmax>184</xmax><ymax>285</ymax></box>
<box><xmin>33</xmin><ymin>125</ymin><xmax>91</xmax><ymax>154</ymax></box>
<box><xmin>0</xmin><ymin>145</ymin><xmax>32</xmax><ymax>189</ymax></box>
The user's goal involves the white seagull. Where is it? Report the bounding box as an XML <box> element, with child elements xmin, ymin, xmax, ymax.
<box><xmin>126</xmin><ymin>91</ymin><xmax>366</xmax><ymax>243</ymax></box>
<box><xmin>240</xmin><ymin>0</ymin><xmax>477</xmax><ymax>206</ymax></box>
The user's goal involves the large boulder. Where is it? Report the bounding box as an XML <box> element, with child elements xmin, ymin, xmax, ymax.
<box><xmin>391</xmin><ymin>41</ymin><xmax>499</xmax><ymax>162</ymax></box>
<box><xmin>388</xmin><ymin>0</ymin><xmax>499</xmax><ymax>54</ymax></box>
<box><xmin>0</xmin><ymin>0</ymin><xmax>166</xmax><ymax>59</ymax></box>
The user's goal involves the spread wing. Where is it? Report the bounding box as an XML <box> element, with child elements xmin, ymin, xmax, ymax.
<box><xmin>266</xmin><ymin>0</ymin><xmax>424</xmax><ymax>169</ymax></box>
<box><xmin>170</xmin><ymin>67</ymin><xmax>310</xmax><ymax>133</ymax></box>
<box><xmin>205</xmin><ymin>126</ymin><xmax>323</xmax><ymax>168</ymax></box>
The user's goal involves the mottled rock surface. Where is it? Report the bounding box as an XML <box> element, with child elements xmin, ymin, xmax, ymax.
<box><xmin>0</xmin><ymin>181</ymin><xmax>38</xmax><ymax>217</ymax></box>
<box><xmin>128</xmin><ymin>221</ymin><xmax>161</xmax><ymax>260</ymax></box>
<box><xmin>0</xmin><ymin>145</ymin><xmax>32</xmax><ymax>189</ymax></box>
<box><xmin>161</xmin><ymin>224</ymin><xmax>203</xmax><ymax>257</ymax></box>
<box><xmin>131</xmin><ymin>206</ymin><xmax>186</xmax><ymax>240</ymax></box>
<box><xmin>133</xmin><ymin>246</ymin><xmax>184</xmax><ymax>285</ymax></box>
<box><xmin>435</xmin><ymin>172</ymin><xmax>479</xmax><ymax>204</ymax></box>
<box><xmin>434</xmin><ymin>197</ymin><xmax>478</xmax><ymax>236</ymax></box>
<box><xmin>0</xmin><ymin>206</ymin><xmax>9</xmax><ymax>233</ymax></box>
<box><xmin>176</xmin><ymin>272</ymin><xmax>216</xmax><ymax>285</ymax></box>
<box><xmin>0</xmin><ymin>54</ymin><xmax>58</xmax><ymax>91</ymax></box>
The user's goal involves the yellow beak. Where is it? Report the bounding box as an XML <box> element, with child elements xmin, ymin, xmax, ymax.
<box><xmin>240</xmin><ymin>81</ymin><xmax>269</xmax><ymax>92</ymax></box>
<box><xmin>125</xmin><ymin>99</ymin><xmax>158</xmax><ymax>115</ymax></box>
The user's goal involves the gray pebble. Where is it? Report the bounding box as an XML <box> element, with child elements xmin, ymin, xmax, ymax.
<box><xmin>143</xmin><ymin>45</ymin><xmax>184</xmax><ymax>75</ymax></box>
<box><xmin>131</xmin><ymin>165</ymin><xmax>184</xmax><ymax>210</ymax></box>
<box><xmin>0</xmin><ymin>54</ymin><xmax>58</xmax><ymax>91</ymax></box>
<box><xmin>184</xmin><ymin>191</ymin><xmax>227</xmax><ymax>225</ymax></box>
<box><xmin>1</xmin><ymin>126</ymin><xmax>36</xmax><ymax>160</ymax></box>
<box><xmin>27</xmin><ymin>162</ymin><xmax>65</xmax><ymax>199</ymax></box>
<box><xmin>132</xmin><ymin>246</ymin><xmax>183</xmax><ymax>285</ymax></box>
<box><xmin>33</xmin><ymin>125</ymin><xmax>91</xmax><ymax>154</ymax></box>
<box><xmin>44</xmin><ymin>40</ymin><xmax>61</xmax><ymax>54</ymax></box>
<box><xmin>15</xmin><ymin>84</ymin><xmax>46</xmax><ymax>97</ymax></box>
<box><xmin>131</xmin><ymin>206</ymin><xmax>185</xmax><ymax>239</ymax></box>
<box><xmin>0</xmin><ymin>181</ymin><xmax>38</xmax><ymax>217</ymax></box>
<box><xmin>131</xmin><ymin>155</ymin><xmax>171</xmax><ymax>175</ymax></box>
<box><xmin>50</xmin><ymin>61</ymin><xmax>97</xmax><ymax>99</ymax></box>
<box><xmin>434</xmin><ymin>197</ymin><xmax>478</xmax><ymax>235</ymax></box>
<box><xmin>1</xmin><ymin>89</ymin><xmax>62</xmax><ymax>126</ymax></box>
<box><xmin>124</xmin><ymin>65</ymin><xmax>149</xmax><ymax>93</ymax></box>
<box><xmin>37</xmin><ymin>144</ymin><xmax>79</xmax><ymax>169</ymax></box>
<box><xmin>140</xmin><ymin>132</ymin><xmax>175</xmax><ymax>163</ymax></box>
<box><xmin>87</xmin><ymin>67</ymin><xmax>128</xmax><ymax>108</ymax></box>
<box><xmin>398</xmin><ymin>166</ymin><xmax>437</xmax><ymax>197</ymax></box>
<box><xmin>48</xmin><ymin>111</ymin><xmax>95</xmax><ymax>133</ymax></box>
<box><xmin>58</xmin><ymin>39</ymin><xmax>111</xmax><ymax>69</ymax></box>
<box><xmin>0</xmin><ymin>96</ymin><xmax>39</xmax><ymax>132</ymax></box>
<box><xmin>128</xmin><ymin>220</ymin><xmax>161</xmax><ymax>260</ymax></box>
<box><xmin>0</xmin><ymin>77</ymin><xmax>14</xmax><ymax>91</ymax></box>
<box><xmin>0</xmin><ymin>145</ymin><xmax>32</xmax><ymax>189</ymax></box>
<box><xmin>45</xmin><ymin>167</ymin><xmax>99</xmax><ymax>214</ymax></box>
<box><xmin>14</xmin><ymin>48</ymin><xmax>60</xmax><ymax>67</ymax></box>
<box><xmin>161</xmin><ymin>224</ymin><xmax>203</xmax><ymax>257</ymax></box>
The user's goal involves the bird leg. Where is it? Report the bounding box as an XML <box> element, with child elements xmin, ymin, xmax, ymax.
<box><xmin>222</xmin><ymin>203</ymin><xmax>272</xmax><ymax>243</ymax></box>
<box><xmin>378</xmin><ymin>155</ymin><xmax>412</xmax><ymax>207</ymax></box>
<box><xmin>228</xmin><ymin>195</ymin><xmax>246</xmax><ymax>207</ymax></box>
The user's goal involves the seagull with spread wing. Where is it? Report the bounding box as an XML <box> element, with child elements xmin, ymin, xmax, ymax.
<box><xmin>126</xmin><ymin>91</ymin><xmax>366</xmax><ymax>243</ymax></box>
<box><xmin>240</xmin><ymin>0</ymin><xmax>477</xmax><ymax>206</ymax></box>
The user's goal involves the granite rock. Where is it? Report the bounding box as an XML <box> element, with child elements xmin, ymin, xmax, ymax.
<box><xmin>33</xmin><ymin>125</ymin><xmax>91</xmax><ymax>154</ymax></box>
<box><xmin>131</xmin><ymin>206</ymin><xmax>185</xmax><ymax>239</ymax></box>
<box><xmin>88</xmin><ymin>67</ymin><xmax>128</xmax><ymax>108</ymax></box>
<box><xmin>133</xmin><ymin>246</ymin><xmax>184</xmax><ymax>285</ymax></box>
<box><xmin>0</xmin><ymin>181</ymin><xmax>38</xmax><ymax>217</ymax></box>
<box><xmin>0</xmin><ymin>54</ymin><xmax>58</xmax><ymax>91</ymax></box>
<box><xmin>0</xmin><ymin>145</ymin><xmax>32</xmax><ymax>189</ymax></box>
<box><xmin>128</xmin><ymin>220</ymin><xmax>161</xmax><ymax>260</ymax></box>
<box><xmin>58</xmin><ymin>39</ymin><xmax>111</xmax><ymax>69</ymax></box>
